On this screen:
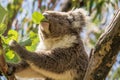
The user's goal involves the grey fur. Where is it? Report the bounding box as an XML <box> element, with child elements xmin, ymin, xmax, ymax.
<box><xmin>8</xmin><ymin>9</ymin><xmax>88</xmax><ymax>80</ymax></box>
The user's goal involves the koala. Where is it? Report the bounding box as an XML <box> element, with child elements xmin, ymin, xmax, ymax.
<box><xmin>7</xmin><ymin>9</ymin><xmax>88</xmax><ymax>80</ymax></box>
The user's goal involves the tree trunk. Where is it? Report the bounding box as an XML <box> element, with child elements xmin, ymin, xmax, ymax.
<box><xmin>84</xmin><ymin>9</ymin><xmax>120</xmax><ymax>80</ymax></box>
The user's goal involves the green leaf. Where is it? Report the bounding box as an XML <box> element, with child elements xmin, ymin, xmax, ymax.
<box><xmin>32</xmin><ymin>11</ymin><xmax>45</xmax><ymax>24</ymax></box>
<box><xmin>0</xmin><ymin>5</ymin><xmax>7</xmax><ymax>23</ymax></box>
<box><xmin>6</xmin><ymin>50</ymin><xmax>15</xmax><ymax>59</ymax></box>
<box><xmin>8</xmin><ymin>30</ymin><xmax>18</xmax><ymax>40</ymax></box>
<box><xmin>2</xmin><ymin>30</ymin><xmax>18</xmax><ymax>44</ymax></box>
<box><xmin>25</xmin><ymin>31</ymin><xmax>39</xmax><ymax>51</ymax></box>
<box><xmin>0</xmin><ymin>23</ymin><xmax>7</xmax><ymax>35</ymax></box>
<box><xmin>29</xmin><ymin>31</ymin><xmax>37</xmax><ymax>39</ymax></box>
<box><xmin>19</xmin><ymin>38</ymin><xmax>32</xmax><ymax>46</ymax></box>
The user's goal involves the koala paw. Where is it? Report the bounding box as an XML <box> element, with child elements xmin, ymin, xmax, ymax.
<box><xmin>6</xmin><ymin>63</ymin><xmax>15</xmax><ymax>76</ymax></box>
<box><xmin>9</xmin><ymin>40</ymin><xmax>17</xmax><ymax>47</ymax></box>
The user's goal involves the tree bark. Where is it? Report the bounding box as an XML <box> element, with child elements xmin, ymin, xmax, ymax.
<box><xmin>84</xmin><ymin>9</ymin><xmax>120</xmax><ymax>80</ymax></box>
<box><xmin>0</xmin><ymin>37</ymin><xmax>16</xmax><ymax>80</ymax></box>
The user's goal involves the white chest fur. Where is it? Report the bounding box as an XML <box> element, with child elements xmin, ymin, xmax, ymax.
<box><xmin>36</xmin><ymin>35</ymin><xmax>77</xmax><ymax>51</ymax></box>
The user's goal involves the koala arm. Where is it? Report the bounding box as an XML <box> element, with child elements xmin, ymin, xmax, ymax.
<box><xmin>9</xmin><ymin>40</ymin><xmax>77</xmax><ymax>73</ymax></box>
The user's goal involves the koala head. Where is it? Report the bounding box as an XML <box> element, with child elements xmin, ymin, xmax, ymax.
<box><xmin>39</xmin><ymin>9</ymin><xmax>86</xmax><ymax>39</ymax></box>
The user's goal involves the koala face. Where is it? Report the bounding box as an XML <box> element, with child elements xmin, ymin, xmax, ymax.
<box><xmin>39</xmin><ymin>9</ymin><xmax>86</xmax><ymax>39</ymax></box>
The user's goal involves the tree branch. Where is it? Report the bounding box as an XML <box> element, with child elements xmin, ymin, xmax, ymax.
<box><xmin>0</xmin><ymin>37</ymin><xmax>16</xmax><ymax>80</ymax></box>
<box><xmin>3</xmin><ymin>0</ymin><xmax>23</xmax><ymax>36</ymax></box>
<box><xmin>84</xmin><ymin>9</ymin><xmax>120</xmax><ymax>80</ymax></box>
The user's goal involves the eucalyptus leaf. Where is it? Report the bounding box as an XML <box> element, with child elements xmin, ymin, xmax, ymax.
<box><xmin>0</xmin><ymin>23</ymin><xmax>7</xmax><ymax>35</ymax></box>
<box><xmin>2</xmin><ymin>30</ymin><xmax>18</xmax><ymax>44</ymax></box>
<box><xmin>6</xmin><ymin>50</ymin><xmax>15</xmax><ymax>60</ymax></box>
<box><xmin>19</xmin><ymin>38</ymin><xmax>32</xmax><ymax>46</ymax></box>
<box><xmin>32</xmin><ymin>11</ymin><xmax>45</xmax><ymax>24</ymax></box>
<box><xmin>0</xmin><ymin>5</ymin><xmax>7</xmax><ymax>23</ymax></box>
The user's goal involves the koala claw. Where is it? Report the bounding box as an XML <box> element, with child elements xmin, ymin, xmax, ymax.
<box><xmin>6</xmin><ymin>63</ymin><xmax>15</xmax><ymax>76</ymax></box>
<box><xmin>9</xmin><ymin>40</ymin><xmax>17</xmax><ymax>47</ymax></box>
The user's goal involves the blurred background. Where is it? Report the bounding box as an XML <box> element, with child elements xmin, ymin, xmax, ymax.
<box><xmin>0</xmin><ymin>0</ymin><xmax>120</xmax><ymax>80</ymax></box>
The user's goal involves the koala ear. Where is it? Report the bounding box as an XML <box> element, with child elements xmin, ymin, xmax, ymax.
<box><xmin>73</xmin><ymin>9</ymin><xmax>88</xmax><ymax>16</ymax></box>
<box><xmin>70</xmin><ymin>9</ymin><xmax>87</xmax><ymax>29</ymax></box>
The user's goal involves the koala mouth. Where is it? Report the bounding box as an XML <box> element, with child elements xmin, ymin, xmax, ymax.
<box><xmin>39</xmin><ymin>12</ymin><xmax>52</xmax><ymax>36</ymax></box>
<box><xmin>40</xmin><ymin>20</ymin><xmax>50</xmax><ymax>34</ymax></box>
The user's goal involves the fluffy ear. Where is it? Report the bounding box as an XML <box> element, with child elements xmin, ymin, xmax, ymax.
<box><xmin>68</xmin><ymin>9</ymin><xmax>87</xmax><ymax>29</ymax></box>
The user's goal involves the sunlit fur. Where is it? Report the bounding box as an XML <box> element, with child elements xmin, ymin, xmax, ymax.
<box><xmin>9</xmin><ymin>9</ymin><xmax>88</xmax><ymax>80</ymax></box>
